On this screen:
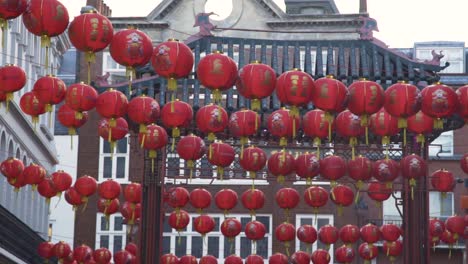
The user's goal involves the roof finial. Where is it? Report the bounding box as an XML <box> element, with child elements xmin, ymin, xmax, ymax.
<box><xmin>359</xmin><ymin>0</ymin><xmax>368</xmax><ymax>13</ymax></box>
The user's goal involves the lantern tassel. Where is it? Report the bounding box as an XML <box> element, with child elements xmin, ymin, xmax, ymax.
<box><xmin>213</xmin><ymin>89</ymin><xmax>222</xmax><ymax>104</ymax></box>
<box><xmin>149</xmin><ymin>150</ymin><xmax>157</xmax><ymax>173</ymax></box>
<box><xmin>6</xmin><ymin>92</ymin><xmax>13</xmax><ymax>112</ymax></box>
<box><xmin>280</xmin><ymin>137</ymin><xmax>287</xmax><ymax>147</ymax></box>
<box><xmin>313</xmin><ymin>137</ymin><xmax>321</xmax><ymax>157</ymax></box>
<box><xmin>0</xmin><ymin>18</ymin><xmax>6</xmax><ymax>48</ymax></box>
<box><xmin>410</xmin><ymin>178</ymin><xmax>416</xmax><ymax>200</ymax></box>
<box><xmin>434</xmin><ymin>118</ymin><xmax>443</xmax><ymax>129</ymax></box>
<box><xmin>285</xmin><ymin>241</ymin><xmax>290</xmax><ymax>256</ymax></box>
<box><xmin>68</xmin><ymin>127</ymin><xmax>76</xmax><ymax>150</ymax></box>
<box><xmin>251</xmin><ymin>99</ymin><xmax>261</xmax><ymax>111</ymax></box>
<box><xmin>355</xmin><ymin>180</ymin><xmax>363</xmax><ymax>204</ymax></box>
<box><xmin>81</xmin><ymin>196</ymin><xmax>89</xmax><ymax>212</ymax></box>
<box><xmin>337</xmin><ymin>205</ymin><xmax>343</xmax><ymax>216</ymax></box>
<box><xmin>171</xmin><ymin>127</ymin><xmax>180</xmax><ymax>152</ymax></box>
<box><xmin>87</xmin><ymin>61</ymin><xmax>91</xmax><ymax>85</ymax></box>
<box><xmin>126</xmin><ymin>67</ymin><xmax>135</xmax><ymax>95</ymax></box>
<box><xmin>168</xmin><ymin>77</ymin><xmax>177</xmax><ymax>91</ymax></box>
<box><xmin>325</xmin><ymin>112</ymin><xmax>333</xmax><ymax>141</ymax></box>
<box><xmin>217</xmin><ymin>166</ymin><xmax>224</xmax><ymax>180</ymax></box>
<box><xmin>350</xmin><ymin>137</ymin><xmax>358</xmax><ymax>160</ymax></box>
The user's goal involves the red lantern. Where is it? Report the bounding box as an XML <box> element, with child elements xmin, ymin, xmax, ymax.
<box><xmin>407</xmin><ymin>111</ymin><xmax>433</xmax><ymax>146</ymax></box>
<box><xmin>53</xmin><ymin>241</ymin><xmax>72</xmax><ymax>262</ymax></box>
<box><xmin>239</xmin><ymin>146</ymin><xmax>267</xmax><ymax>179</ymax></box>
<box><xmin>245</xmin><ymin>254</ymin><xmax>264</xmax><ymax>264</ymax></box>
<box><xmin>166</xmin><ymin>187</ymin><xmax>189</xmax><ymax>209</ymax></box>
<box><xmin>229</xmin><ymin>109</ymin><xmax>260</xmax><ymax>145</ymax></box>
<box><xmin>303</xmin><ymin>109</ymin><xmax>334</xmax><ymax>151</ymax></box>
<box><xmin>420</xmin><ymin>82</ymin><xmax>458</xmax><ymax>129</ymax></box>
<box><xmin>0</xmin><ymin>64</ymin><xmax>26</xmax><ymax>108</ymax></box>
<box><xmin>237</xmin><ymin>61</ymin><xmax>277</xmax><ymax>111</ymax></box>
<box><xmin>360</xmin><ymin>223</ymin><xmax>381</xmax><ymax>245</ymax></box>
<box><xmin>51</xmin><ymin>170</ymin><xmax>72</xmax><ymax>197</ymax></box>
<box><xmin>319</xmin><ymin>155</ymin><xmax>346</xmax><ymax>185</ymax></box>
<box><xmin>177</xmin><ymin>134</ymin><xmax>206</xmax><ymax>179</ymax></box>
<box><xmin>194</xmin><ymin>214</ymin><xmax>216</xmax><ymax>235</ymax></box>
<box><xmin>276</xmin><ymin>68</ymin><xmax>314</xmax><ymax>112</ymax></box>
<box><xmin>304</xmin><ymin>186</ymin><xmax>328</xmax><ymax>213</ymax></box>
<box><xmin>73</xmin><ymin>244</ymin><xmax>93</xmax><ymax>263</ymax></box>
<box><xmin>221</xmin><ymin>217</ymin><xmax>242</xmax><ymax>239</ymax></box>
<box><xmin>372</xmin><ymin>159</ymin><xmax>399</xmax><ymax>188</ymax></box>
<box><xmin>241</xmin><ymin>188</ymin><xmax>265</xmax><ymax>215</ymax></box>
<box><xmin>7</xmin><ymin>170</ymin><xmax>25</xmax><ymax>192</ymax></box>
<box><xmin>57</xmin><ymin>104</ymin><xmax>88</xmax><ymax>138</ymax></box>
<box><xmin>276</xmin><ymin>188</ymin><xmax>300</xmax><ymax>219</ymax></box>
<box><xmin>37</xmin><ymin>241</ymin><xmax>55</xmax><ymax>261</ymax></box>
<box><xmin>65</xmin><ymin>82</ymin><xmax>98</xmax><ymax>118</ymax></box>
<box><xmin>297</xmin><ymin>225</ymin><xmax>317</xmax><ymax>253</ymax></box>
<box><xmin>335</xmin><ymin>110</ymin><xmax>364</xmax><ymax>158</ymax></box>
<box><xmin>245</xmin><ymin>220</ymin><xmax>266</xmax><ymax>241</ymax></box>
<box><xmin>197</xmin><ymin>51</ymin><xmax>238</xmax><ymax>102</ymax></box>
<box><xmin>98</xmin><ymin>198</ymin><xmax>120</xmax><ymax>218</ymax></box>
<box><xmin>445</xmin><ymin>215</ymin><xmax>465</xmax><ymax>239</ymax></box>
<box><xmin>358</xmin><ymin>242</ymin><xmax>378</xmax><ymax>263</ymax></box>
<box><xmin>113</xmin><ymin>250</ymin><xmax>132</xmax><ymax>264</ymax></box>
<box><xmin>0</xmin><ymin>157</ymin><xmax>24</xmax><ymax>179</ymax></box>
<box><xmin>269</xmin><ymin>253</ymin><xmax>288</xmax><ymax>264</ymax></box>
<box><xmin>295</xmin><ymin>152</ymin><xmax>320</xmax><ymax>184</ymax></box>
<box><xmin>20</xmin><ymin>91</ymin><xmax>46</xmax><ymax>128</ymax></box>
<box><xmin>0</xmin><ymin>1</ymin><xmax>27</xmax><ymax>40</ymax></box>
<box><xmin>382</xmin><ymin>240</ymin><xmax>402</xmax><ymax>262</ymax></box>
<box><xmin>207</xmin><ymin>141</ymin><xmax>235</xmax><ymax>179</ymax></box>
<box><xmin>267</xmin><ymin>150</ymin><xmax>296</xmax><ymax>184</ymax></box>
<box><xmin>93</xmin><ymin>248</ymin><xmax>112</xmax><ymax>264</ymax></box>
<box><xmin>339</xmin><ymin>224</ymin><xmax>360</xmax><ymax>246</ymax></box>
<box><xmin>200</xmin><ymin>255</ymin><xmax>217</xmax><ymax>264</ymax></box>
<box><xmin>120</xmin><ymin>201</ymin><xmax>141</xmax><ymax>225</ymax></box>
<box><xmin>161</xmin><ymin>99</ymin><xmax>193</xmax><ymax>141</ymax></box>
<box><xmin>330</xmin><ymin>185</ymin><xmax>354</xmax><ymax>215</ymax></box>
<box><xmin>23</xmin><ymin>163</ymin><xmax>46</xmax><ymax>191</ymax></box>
<box><xmin>65</xmin><ymin>187</ymin><xmax>83</xmax><ymax>210</ymax></box>
<box><xmin>128</xmin><ymin>95</ymin><xmax>160</xmax><ymax>133</ymax></box>
<box><xmin>225</xmin><ymin>255</ymin><xmax>243</xmax><ymax>264</ymax></box>
<box><xmin>215</xmin><ymin>189</ymin><xmax>238</xmax><ymax>214</ymax></box>
<box><xmin>380</xmin><ymin>223</ymin><xmax>401</xmax><ymax>242</ymax></box>
<box><xmin>275</xmin><ymin>222</ymin><xmax>296</xmax><ymax>254</ymax></box>
<box><xmin>318</xmin><ymin>225</ymin><xmax>339</xmax><ymax>249</ymax></box>
<box><xmin>291</xmin><ymin>251</ymin><xmax>310</xmax><ymax>264</ymax></box>
<box><xmin>75</xmin><ymin>175</ymin><xmax>98</xmax><ymax>207</ymax></box>
<box><xmin>461</xmin><ymin>153</ymin><xmax>468</xmax><ymax>174</ymax></box>
<box><xmin>367</xmin><ymin>181</ymin><xmax>392</xmax><ymax>205</ymax></box>
<box><xmin>348</xmin><ymin>79</ymin><xmax>385</xmax><ymax>122</ymax></box>
<box><xmin>429</xmin><ymin>218</ymin><xmax>445</xmax><ymax>246</ymax></box>
<box><xmin>335</xmin><ymin>245</ymin><xmax>355</xmax><ymax>264</ymax></box>
<box><xmin>33</xmin><ymin>75</ymin><xmax>66</xmax><ymax>113</ymax></box>
<box><xmin>267</xmin><ymin>108</ymin><xmax>300</xmax><ymax>146</ymax></box>
<box><xmin>160</xmin><ymin>254</ymin><xmax>179</xmax><ymax>264</ymax></box>
<box><xmin>152</xmin><ymin>39</ymin><xmax>194</xmax><ymax>92</ymax></box>
<box><xmin>441</xmin><ymin>229</ymin><xmax>457</xmax><ymax>246</ymax></box>
<box><xmin>168</xmin><ymin>209</ymin><xmax>190</xmax><ymax>231</ymax></box>
<box><xmin>190</xmin><ymin>188</ymin><xmax>212</xmax><ymax>212</ymax></box>
<box><xmin>369</xmin><ymin>107</ymin><xmax>399</xmax><ymax>145</ymax></box>
<box><xmin>431</xmin><ymin>169</ymin><xmax>455</xmax><ymax>194</ymax></box>
<box><xmin>124</xmin><ymin>183</ymin><xmax>142</xmax><ymax>204</ymax></box>
<box><xmin>98</xmin><ymin>179</ymin><xmax>121</xmax><ymax>200</ymax></box>
<box><xmin>95</xmin><ymin>88</ymin><xmax>128</xmax><ymax>120</ymax></box>
<box><xmin>311</xmin><ymin>249</ymin><xmax>330</xmax><ymax>264</ymax></box>
<box><xmin>196</xmin><ymin>104</ymin><xmax>228</xmax><ymax>141</ymax></box>
<box><xmin>401</xmin><ymin>154</ymin><xmax>427</xmax><ymax>199</ymax></box>
<box><xmin>138</xmin><ymin>123</ymin><xmax>168</xmax><ymax>160</ymax></box>
<box><xmin>347</xmin><ymin>156</ymin><xmax>372</xmax><ymax>200</ymax></box>
<box><xmin>98</xmin><ymin>117</ymin><xmax>129</xmax><ymax>154</ymax></box>
<box><xmin>456</xmin><ymin>85</ymin><xmax>468</xmax><ymax>122</ymax></box>
<box><xmin>125</xmin><ymin>243</ymin><xmax>137</xmax><ymax>256</ymax></box>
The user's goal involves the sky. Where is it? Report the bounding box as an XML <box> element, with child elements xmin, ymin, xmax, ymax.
<box><xmin>62</xmin><ymin>0</ymin><xmax>467</xmax><ymax>48</ymax></box>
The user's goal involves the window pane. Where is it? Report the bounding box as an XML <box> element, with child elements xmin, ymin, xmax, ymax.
<box><xmin>115</xmin><ymin>216</ymin><xmax>124</xmax><ymax>231</ymax></box>
<box><xmin>162</xmin><ymin>236</ymin><xmax>171</xmax><ymax>254</ymax></box>
<box><xmin>441</xmin><ymin>193</ymin><xmax>453</xmax><ymax>216</ymax></box>
<box><xmin>224</xmin><ymin>237</ymin><xmax>235</xmax><ymax>258</ymax></box>
<box><xmin>113</xmin><ymin>235</ymin><xmax>123</xmax><ymax>253</ymax></box>
<box><xmin>100</xmin><ymin>216</ymin><xmax>109</xmax><ymax>231</ymax></box>
<box><xmin>100</xmin><ymin>235</ymin><xmax>109</xmax><ymax>248</ymax></box>
<box><xmin>256</xmin><ymin>216</ymin><xmax>269</xmax><ymax>232</ymax></box>
<box><xmin>163</xmin><ymin>217</ymin><xmax>172</xmax><ymax>232</ymax></box>
<box><xmin>104</xmin><ymin>157</ymin><xmax>112</xmax><ymax>178</ymax></box>
<box><xmin>191</xmin><ymin>236</ymin><xmax>203</xmax><ymax>258</ymax></box>
<box><xmin>213</xmin><ymin>217</ymin><xmax>220</xmax><ymax>232</ymax></box>
<box><xmin>207</xmin><ymin>236</ymin><xmax>219</xmax><ymax>258</ymax></box>
<box><xmin>241</xmin><ymin>217</ymin><xmax>251</xmax><ymax>230</ymax></box>
<box><xmin>240</xmin><ymin>237</ymin><xmax>251</xmax><ymax>258</ymax></box>
<box><xmin>175</xmin><ymin>236</ymin><xmax>187</xmax><ymax>257</ymax></box>
<box><xmin>256</xmin><ymin>237</ymin><xmax>268</xmax><ymax>259</ymax></box>
<box><xmin>117</xmin><ymin>138</ymin><xmax>127</xmax><ymax>153</ymax></box>
<box><xmin>301</xmin><ymin>217</ymin><xmax>313</xmax><ymax>226</ymax></box>
<box><xmin>116</xmin><ymin>157</ymin><xmax>126</xmax><ymax>179</ymax></box>
<box><xmin>103</xmin><ymin>140</ymin><xmax>110</xmax><ymax>153</ymax></box>
<box><xmin>191</xmin><ymin>217</ymin><xmax>197</xmax><ymax>231</ymax></box>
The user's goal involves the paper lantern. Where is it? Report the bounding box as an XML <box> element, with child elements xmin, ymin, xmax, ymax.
<box><xmin>334</xmin><ymin>245</ymin><xmax>355</xmax><ymax>264</ymax></box>
<box><xmin>176</xmin><ymin>134</ymin><xmax>205</xmax><ymax>179</ymax></box>
<box><xmin>207</xmin><ymin>141</ymin><xmax>235</xmax><ymax>179</ymax></box>
<box><xmin>369</xmin><ymin>107</ymin><xmax>399</xmax><ymax>146</ymax></box>
<box><xmin>400</xmin><ymin>154</ymin><xmax>427</xmax><ymax>199</ymax></box>
<box><xmin>193</xmin><ymin>215</ymin><xmax>216</xmax><ymax>236</ymax></box>
<box><xmin>161</xmin><ymin>100</ymin><xmax>193</xmax><ymax>144</ymax></box>
<box><xmin>295</xmin><ymin>152</ymin><xmax>320</xmax><ymax>184</ymax></box>
<box><xmin>360</xmin><ymin>223</ymin><xmax>381</xmax><ymax>245</ymax></box>
<box><xmin>237</xmin><ymin>61</ymin><xmax>277</xmax><ymax>111</ymax></box>
<box><xmin>304</xmin><ymin>186</ymin><xmax>328</xmax><ymax>214</ymax></box>
<box><xmin>0</xmin><ymin>64</ymin><xmax>26</xmax><ymax>109</ymax></box>
<box><xmin>291</xmin><ymin>251</ymin><xmax>311</xmax><ymax>264</ymax></box>
<box><xmin>33</xmin><ymin>75</ymin><xmax>67</xmax><ymax>113</ymax></box>
<box><xmin>168</xmin><ymin>209</ymin><xmax>190</xmax><ymax>231</ymax></box>
<box><xmin>319</xmin><ymin>155</ymin><xmax>346</xmax><ymax>185</ymax></box>
<box><xmin>267</xmin><ymin>150</ymin><xmax>296</xmax><ymax>184</ymax></box>
<box><xmin>215</xmin><ymin>189</ymin><xmax>238</xmax><ymax>214</ymax></box>
<box><xmin>358</xmin><ymin>242</ymin><xmax>378</xmax><ymax>263</ymax></box>
<box><xmin>127</xmin><ymin>95</ymin><xmax>160</xmax><ymax>133</ymax></box>
<box><xmin>267</xmin><ymin>108</ymin><xmax>300</xmax><ymax>146</ymax></box>
<box><xmin>303</xmin><ymin>109</ymin><xmax>333</xmax><ymax>153</ymax></box>
<box><xmin>372</xmin><ymin>159</ymin><xmax>400</xmax><ymax>188</ymax></box>
<box><xmin>65</xmin><ymin>82</ymin><xmax>98</xmax><ymax>118</ymax></box>
<box><xmin>318</xmin><ymin>225</ymin><xmax>339</xmax><ymax>249</ymax></box>
<box><xmin>189</xmin><ymin>188</ymin><xmax>212</xmax><ymax>212</ymax></box>
<box><xmin>339</xmin><ymin>224</ymin><xmax>360</xmax><ymax>246</ymax></box>
<box><xmin>275</xmin><ymin>222</ymin><xmax>296</xmax><ymax>255</ymax></box>
<box><xmin>276</xmin><ymin>68</ymin><xmax>314</xmax><ymax>115</ymax></box>
<box><xmin>196</xmin><ymin>104</ymin><xmax>229</xmax><ymax>141</ymax></box>
<box><xmin>420</xmin><ymin>82</ymin><xmax>458</xmax><ymax>129</ymax></box>
<box><xmin>20</xmin><ymin>91</ymin><xmax>46</xmax><ymax>128</ymax></box>
<box><xmin>330</xmin><ymin>185</ymin><xmax>354</xmax><ymax>215</ymax></box>
<box><xmin>239</xmin><ymin>146</ymin><xmax>267</xmax><ymax>179</ymax></box>
<box><xmin>241</xmin><ymin>188</ymin><xmax>265</xmax><ymax>216</ymax></box>
<box><xmin>431</xmin><ymin>169</ymin><xmax>455</xmax><ymax>194</ymax></box>
<box><xmin>311</xmin><ymin>249</ymin><xmax>330</xmax><ymax>264</ymax></box>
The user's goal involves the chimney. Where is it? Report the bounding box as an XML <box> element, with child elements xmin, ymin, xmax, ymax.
<box><xmin>86</xmin><ymin>0</ymin><xmax>112</xmax><ymax>16</ymax></box>
<box><xmin>284</xmin><ymin>0</ymin><xmax>339</xmax><ymax>15</ymax></box>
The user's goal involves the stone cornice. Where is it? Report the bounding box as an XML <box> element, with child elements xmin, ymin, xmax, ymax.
<box><xmin>109</xmin><ymin>17</ymin><xmax>169</xmax><ymax>29</ymax></box>
<box><xmin>266</xmin><ymin>14</ymin><xmax>363</xmax><ymax>28</ymax></box>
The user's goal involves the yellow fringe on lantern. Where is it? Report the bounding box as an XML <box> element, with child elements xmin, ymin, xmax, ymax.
<box><xmin>208</xmin><ymin>132</ymin><xmax>216</xmax><ymax>142</ymax></box>
<box><xmin>209</xmin><ymin>144</ymin><xmax>213</xmax><ymax>159</ymax></box>
<box><xmin>213</xmin><ymin>89</ymin><xmax>222</xmax><ymax>103</ymax></box>
<box><xmin>5</xmin><ymin>92</ymin><xmax>13</xmax><ymax>112</ymax></box>
<box><xmin>434</xmin><ymin>118</ymin><xmax>443</xmax><ymax>129</ymax></box>
<box><xmin>409</xmin><ymin>178</ymin><xmax>416</xmax><ymax>200</ymax></box>
<box><xmin>249</xmin><ymin>171</ymin><xmax>256</xmax><ymax>179</ymax></box>
<box><xmin>280</xmin><ymin>137</ymin><xmax>288</xmax><ymax>147</ymax></box>
<box><xmin>350</xmin><ymin>137</ymin><xmax>358</xmax><ymax>160</ymax></box>
<box><xmin>168</xmin><ymin>77</ymin><xmax>177</xmax><ymax>92</ymax></box>
<box><xmin>0</xmin><ymin>18</ymin><xmax>6</xmax><ymax>48</ymax></box>
<box><xmin>68</xmin><ymin>127</ymin><xmax>76</xmax><ymax>150</ymax></box>
<box><xmin>217</xmin><ymin>167</ymin><xmax>224</xmax><ymax>180</ymax></box>
<box><xmin>171</xmin><ymin>128</ymin><xmax>180</xmax><ymax>151</ymax></box>
<box><xmin>251</xmin><ymin>99</ymin><xmax>261</xmax><ymax>111</ymax></box>
<box><xmin>41</xmin><ymin>35</ymin><xmax>51</xmax><ymax>73</ymax></box>
<box><xmin>325</xmin><ymin>112</ymin><xmax>333</xmax><ymax>141</ymax></box>
<box><xmin>355</xmin><ymin>180</ymin><xmax>363</xmax><ymax>204</ymax></box>
<box><xmin>277</xmin><ymin>175</ymin><xmax>285</xmax><ymax>184</ymax></box>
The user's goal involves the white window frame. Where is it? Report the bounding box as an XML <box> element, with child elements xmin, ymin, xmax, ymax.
<box><xmin>95</xmin><ymin>213</ymin><xmax>127</xmax><ymax>253</ymax></box>
<box><xmin>429</xmin><ymin>130</ymin><xmax>453</xmax><ymax>157</ymax></box>
<box><xmin>102</xmin><ymin>51</ymin><xmax>127</xmax><ymax>83</ymax></box>
<box><xmin>162</xmin><ymin>213</ymin><xmax>272</xmax><ymax>262</ymax></box>
<box><xmin>295</xmin><ymin>214</ymin><xmax>334</xmax><ymax>263</ymax></box>
<box><xmin>429</xmin><ymin>191</ymin><xmax>454</xmax><ymax>218</ymax></box>
<box><xmin>98</xmin><ymin>137</ymin><xmax>130</xmax><ymax>183</ymax></box>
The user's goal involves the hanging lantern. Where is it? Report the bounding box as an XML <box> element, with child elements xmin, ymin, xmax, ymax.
<box><xmin>95</xmin><ymin>88</ymin><xmax>128</xmax><ymax>121</ymax></box>
<box><xmin>237</xmin><ymin>61</ymin><xmax>277</xmax><ymax>111</ymax></box>
<box><xmin>215</xmin><ymin>189</ymin><xmax>238</xmax><ymax>215</ymax></box>
<box><xmin>109</xmin><ymin>27</ymin><xmax>153</xmax><ymax>92</ymax></box>
<box><xmin>7</xmin><ymin>172</ymin><xmax>25</xmax><ymax>192</ymax></box>
<box><xmin>125</xmin><ymin>243</ymin><xmax>138</xmax><ymax>258</ymax></box>
<box><xmin>161</xmin><ymin>99</ymin><xmax>193</xmax><ymax>148</ymax></box>
<box><xmin>267</xmin><ymin>108</ymin><xmax>300</xmax><ymax>146</ymax></box>
<box><xmin>33</xmin><ymin>75</ymin><xmax>66</xmax><ymax>115</ymax></box>
<box><xmin>291</xmin><ymin>251</ymin><xmax>311</xmax><ymax>264</ymax></box>
<box><xmin>22</xmin><ymin>0</ymin><xmax>69</xmax><ymax>72</ymax></box>
<box><xmin>339</xmin><ymin>224</ymin><xmax>360</xmax><ymax>247</ymax></box>
<box><xmin>335</xmin><ymin>245</ymin><xmax>355</xmax><ymax>264</ymax></box>
<box><xmin>74</xmin><ymin>175</ymin><xmax>98</xmax><ymax>210</ymax></box>
<box><xmin>93</xmin><ymin>248</ymin><xmax>112</xmax><ymax>264</ymax></box>
<box><xmin>367</xmin><ymin>181</ymin><xmax>392</xmax><ymax>206</ymax></box>
<box><xmin>239</xmin><ymin>146</ymin><xmax>267</xmax><ymax>180</ymax></box>
<box><xmin>241</xmin><ymin>188</ymin><xmax>265</xmax><ymax>216</ymax></box>
<box><xmin>275</xmin><ymin>187</ymin><xmax>300</xmax><ymax>222</ymax></box>
<box><xmin>384</xmin><ymin>82</ymin><xmax>420</xmax><ymax>145</ymax></box>
<box><xmin>114</xmin><ymin>250</ymin><xmax>133</xmax><ymax>264</ymax></box>
<box><xmin>420</xmin><ymin>82</ymin><xmax>458</xmax><ymax>129</ymax></box>
<box><xmin>225</xmin><ymin>255</ymin><xmax>243</xmax><ymax>264</ymax></box>
<box><xmin>168</xmin><ymin>209</ymin><xmax>190</xmax><ymax>231</ymax></box>
<box><xmin>269</xmin><ymin>253</ymin><xmax>288</xmax><ymax>264</ymax></box>
<box><xmin>57</xmin><ymin>104</ymin><xmax>88</xmax><ymax>146</ymax></box>
<box><xmin>65</xmin><ymin>82</ymin><xmax>98</xmax><ymax>119</ymax></box>
<box><xmin>0</xmin><ymin>157</ymin><xmax>24</xmax><ymax>180</ymax></box>
<box><xmin>98</xmin><ymin>198</ymin><xmax>120</xmax><ymax>222</ymax></box>
<box><xmin>311</xmin><ymin>75</ymin><xmax>348</xmax><ymax>140</ymax></box>
<box><xmin>380</xmin><ymin>223</ymin><xmax>401</xmax><ymax>242</ymax></box>
<box><xmin>347</xmin><ymin>156</ymin><xmax>372</xmax><ymax>202</ymax></box>
<box><xmin>318</xmin><ymin>224</ymin><xmax>339</xmax><ymax>250</ymax></box>
<box><xmin>200</xmin><ymin>255</ymin><xmax>218</xmax><ymax>264</ymax></box>
<box><xmin>221</xmin><ymin>217</ymin><xmax>242</xmax><ymax>241</ymax></box>
<box><xmin>276</xmin><ymin>68</ymin><xmax>314</xmax><ymax>116</ymax></box>
<box><xmin>73</xmin><ymin>244</ymin><xmax>93</xmax><ymax>264</ymax></box>
<box><xmin>177</xmin><ymin>134</ymin><xmax>205</xmax><ymax>180</ymax></box>
<box><xmin>330</xmin><ymin>185</ymin><xmax>354</xmax><ymax>216</ymax></box>
<box><xmin>304</xmin><ymin>186</ymin><xmax>328</xmax><ymax>215</ymax></box>
<box><xmin>245</xmin><ymin>254</ymin><xmax>264</xmax><ymax>264</ymax></box>
<box><xmin>189</xmin><ymin>188</ymin><xmax>212</xmax><ymax>213</ymax></box>
<box><xmin>347</xmin><ymin>79</ymin><xmax>385</xmax><ymax>144</ymax></box>
<box><xmin>160</xmin><ymin>254</ymin><xmax>179</xmax><ymax>264</ymax></box>
<box><xmin>303</xmin><ymin>109</ymin><xmax>333</xmax><ymax>154</ymax></box>
<box><xmin>358</xmin><ymin>242</ymin><xmax>378</xmax><ymax>264</ymax></box>
<box><xmin>124</xmin><ymin>182</ymin><xmax>142</xmax><ymax>204</ymax></box>
<box><xmin>166</xmin><ymin>186</ymin><xmax>189</xmax><ymax>210</ymax></box>
<box><xmin>445</xmin><ymin>215</ymin><xmax>465</xmax><ymax>240</ymax></box>
<box><xmin>0</xmin><ymin>64</ymin><xmax>26</xmax><ymax>110</ymax></box>
<box><xmin>369</xmin><ymin>107</ymin><xmax>399</xmax><ymax>147</ymax></box>
<box><xmin>229</xmin><ymin>109</ymin><xmax>260</xmax><ymax>152</ymax></box>
<box><xmin>431</xmin><ymin>169</ymin><xmax>455</xmax><ymax>194</ymax></box>
<box><xmin>98</xmin><ymin>179</ymin><xmax>121</xmax><ymax>201</ymax></box>
<box><xmin>297</xmin><ymin>225</ymin><xmax>318</xmax><ymax>251</ymax></box>
<box><xmin>401</xmin><ymin>154</ymin><xmax>427</xmax><ymax>200</ymax></box>
<box><xmin>382</xmin><ymin>240</ymin><xmax>403</xmax><ymax>262</ymax></box>
<box><xmin>120</xmin><ymin>201</ymin><xmax>141</xmax><ymax>226</ymax></box>
<box><xmin>20</xmin><ymin>91</ymin><xmax>46</xmax><ymax>129</ymax></box>
<box><xmin>311</xmin><ymin>249</ymin><xmax>330</xmax><ymax>264</ymax></box>
<box><xmin>23</xmin><ymin>163</ymin><xmax>46</xmax><ymax>191</ymax></box>
<box><xmin>275</xmin><ymin>222</ymin><xmax>296</xmax><ymax>256</ymax></box>
<box><xmin>98</xmin><ymin>117</ymin><xmax>129</xmax><ymax>154</ymax></box>
<box><xmin>138</xmin><ymin>123</ymin><xmax>168</xmax><ymax>170</ymax></box>
<box><xmin>319</xmin><ymin>155</ymin><xmax>346</xmax><ymax>186</ymax></box>
<box><xmin>37</xmin><ymin>241</ymin><xmax>55</xmax><ymax>263</ymax></box>
<box><xmin>128</xmin><ymin>95</ymin><xmax>160</xmax><ymax>133</ymax></box>
<box><xmin>245</xmin><ymin>220</ymin><xmax>266</xmax><ymax>241</ymax></box>
<box><xmin>151</xmin><ymin>39</ymin><xmax>194</xmax><ymax>93</ymax></box>
<box><xmin>429</xmin><ymin>218</ymin><xmax>446</xmax><ymax>248</ymax></box>
<box><xmin>441</xmin><ymin>229</ymin><xmax>457</xmax><ymax>258</ymax></box>
<box><xmin>196</xmin><ymin>51</ymin><xmax>238</xmax><ymax>103</ymax></box>
<box><xmin>193</xmin><ymin>214</ymin><xmax>216</xmax><ymax>236</ymax></box>
<box><xmin>372</xmin><ymin>158</ymin><xmax>400</xmax><ymax>188</ymax></box>
<box><xmin>207</xmin><ymin>141</ymin><xmax>235</xmax><ymax>180</ymax></box>
<box><xmin>295</xmin><ymin>152</ymin><xmax>320</xmax><ymax>185</ymax></box>
<box><xmin>456</xmin><ymin>85</ymin><xmax>468</xmax><ymax>122</ymax></box>
<box><xmin>196</xmin><ymin>104</ymin><xmax>229</xmax><ymax>141</ymax></box>
<box><xmin>360</xmin><ymin>223</ymin><xmax>381</xmax><ymax>246</ymax></box>
<box><xmin>68</xmin><ymin>8</ymin><xmax>114</xmax><ymax>84</ymax></box>
<box><xmin>64</xmin><ymin>186</ymin><xmax>83</xmax><ymax>210</ymax></box>
<box><xmin>461</xmin><ymin>153</ymin><xmax>468</xmax><ymax>174</ymax></box>
<box><xmin>53</xmin><ymin>241</ymin><xmax>72</xmax><ymax>263</ymax></box>
<box><xmin>335</xmin><ymin>110</ymin><xmax>365</xmax><ymax>159</ymax></box>
<box><xmin>0</xmin><ymin>0</ymin><xmax>27</xmax><ymax>46</ymax></box>
<box><xmin>267</xmin><ymin>150</ymin><xmax>296</xmax><ymax>184</ymax></box>
<box><xmin>51</xmin><ymin>170</ymin><xmax>72</xmax><ymax>198</ymax></box>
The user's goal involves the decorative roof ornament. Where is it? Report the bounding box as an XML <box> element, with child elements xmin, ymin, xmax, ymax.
<box><xmin>358</xmin><ymin>16</ymin><xmax>378</xmax><ymax>40</ymax></box>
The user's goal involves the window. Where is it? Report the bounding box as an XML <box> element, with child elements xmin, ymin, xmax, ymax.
<box><xmin>98</xmin><ymin>137</ymin><xmax>129</xmax><ymax>183</ymax></box>
<box><xmin>95</xmin><ymin>214</ymin><xmax>127</xmax><ymax>254</ymax></box>
<box><xmin>102</xmin><ymin>52</ymin><xmax>127</xmax><ymax>83</ymax></box>
<box><xmin>383</xmin><ymin>191</ymin><xmax>403</xmax><ymax>223</ymax></box>
<box><xmin>295</xmin><ymin>214</ymin><xmax>334</xmax><ymax>263</ymax></box>
<box><xmin>429</xmin><ymin>191</ymin><xmax>454</xmax><ymax>218</ymax></box>
<box><xmin>162</xmin><ymin>213</ymin><xmax>272</xmax><ymax>261</ymax></box>
<box><xmin>429</xmin><ymin>131</ymin><xmax>453</xmax><ymax>157</ymax></box>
